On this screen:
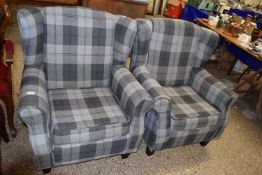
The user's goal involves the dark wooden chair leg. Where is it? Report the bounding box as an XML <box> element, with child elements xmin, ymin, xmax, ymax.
<box><xmin>146</xmin><ymin>146</ymin><xmax>155</xmax><ymax>156</ymax></box>
<box><xmin>121</xmin><ymin>153</ymin><xmax>130</xmax><ymax>159</ymax></box>
<box><xmin>200</xmin><ymin>141</ymin><xmax>209</xmax><ymax>147</ymax></box>
<box><xmin>0</xmin><ymin>105</ymin><xmax>9</xmax><ymax>143</ymax></box>
<box><xmin>42</xmin><ymin>168</ymin><xmax>51</xmax><ymax>174</ymax></box>
<box><xmin>2</xmin><ymin>95</ymin><xmax>16</xmax><ymax>138</ymax></box>
<box><xmin>0</xmin><ymin>139</ymin><xmax>2</xmax><ymax>175</ymax></box>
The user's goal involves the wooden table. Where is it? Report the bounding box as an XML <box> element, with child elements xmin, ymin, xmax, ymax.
<box><xmin>196</xmin><ymin>18</ymin><xmax>262</xmax><ymax>76</ymax></box>
<box><xmin>197</xmin><ymin>18</ymin><xmax>262</xmax><ymax>61</ymax></box>
<box><xmin>9</xmin><ymin>0</ymin><xmax>78</xmax><ymax>6</ymax></box>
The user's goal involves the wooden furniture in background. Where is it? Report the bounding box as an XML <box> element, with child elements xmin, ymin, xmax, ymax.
<box><xmin>234</xmin><ymin>67</ymin><xmax>262</xmax><ymax>121</ymax></box>
<box><xmin>216</xmin><ymin>46</ymin><xmax>236</xmax><ymax>71</ymax></box>
<box><xmin>197</xmin><ymin>18</ymin><xmax>262</xmax><ymax>62</ymax></box>
<box><xmin>0</xmin><ymin>0</ymin><xmax>16</xmax><ymax>138</ymax></box>
<box><xmin>8</xmin><ymin>0</ymin><xmax>78</xmax><ymax>6</ymax></box>
<box><xmin>9</xmin><ymin>0</ymin><xmax>147</xmax><ymax>18</ymax></box>
<box><xmin>82</xmin><ymin>0</ymin><xmax>148</xmax><ymax>18</ymax></box>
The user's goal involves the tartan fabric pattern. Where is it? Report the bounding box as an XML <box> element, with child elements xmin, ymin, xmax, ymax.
<box><xmin>19</xmin><ymin>65</ymin><xmax>52</xmax><ymax>169</ymax></box>
<box><xmin>51</xmin><ymin>66</ymin><xmax>153</xmax><ymax>166</ymax></box>
<box><xmin>49</xmin><ymin>88</ymin><xmax>130</xmax><ymax>145</ymax></box>
<box><xmin>18</xmin><ymin>7</ymin><xmax>152</xmax><ymax>170</ymax></box>
<box><xmin>188</xmin><ymin>67</ymin><xmax>238</xmax><ymax>112</ymax></box>
<box><xmin>133</xmin><ymin>66</ymin><xmax>171</xmax><ymax>151</ymax></box>
<box><xmin>147</xmin><ymin>19</ymin><xmax>201</xmax><ymax>86</ymax></box>
<box><xmin>164</xmin><ymin>126</ymin><xmax>219</xmax><ymax>148</ymax></box>
<box><xmin>131</xmin><ymin>19</ymin><xmax>152</xmax><ymax>70</ymax></box>
<box><xmin>132</xmin><ymin>66</ymin><xmax>171</xmax><ymax>113</ymax></box>
<box><xmin>164</xmin><ymin>86</ymin><xmax>220</xmax><ymax>131</ymax></box>
<box><xmin>145</xmin><ymin>111</ymin><xmax>220</xmax><ymax>150</ymax></box>
<box><xmin>132</xmin><ymin>18</ymin><xmax>237</xmax><ymax>152</ymax></box>
<box><xmin>195</xmin><ymin>27</ymin><xmax>220</xmax><ymax>67</ymax></box>
<box><xmin>110</xmin><ymin>65</ymin><xmax>153</xmax><ymax>118</ymax></box>
<box><xmin>132</xmin><ymin>18</ymin><xmax>219</xmax><ymax>86</ymax></box>
<box><xmin>113</xmin><ymin>17</ymin><xmax>137</xmax><ymax>66</ymax></box>
<box><xmin>53</xmin><ymin>136</ymin><xmax>129</xmax><ymax>166</ymax></box>
<box><xmin>42</xmin><ymin>7</ymin><xmax>116</xmax><ymax>89</ymax></box>
<box><xmin>17</xmin><ymin>8</ymin><xmax>44</xmax><ymax>65</ymax></box>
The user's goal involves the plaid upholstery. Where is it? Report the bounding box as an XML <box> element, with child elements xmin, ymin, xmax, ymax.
<box><xmin>49</xmin><ymin>88</ymin><xmax>130</xmax><ymax>145</ymax></box>
<box><xmin>111</xmin><ymin>65</ymin><xmax>153</xmax><ymax>117</ymax></box>
<box><xmin>42</xmin><ymin>7</ymin><xmax>115</xmax><ymax>89</ymax></box>
<box><xmin>19</xmin><ymin>65</ymin><xmax>52</xmax><ymax>169</ymax></box>
<box><xmin>132</xmin><ymin>18</ymin><xmax>237</xmax><ymax>152</ymax></box>
<box><xmin>132</xmin><ymin>66</ymin><xmax>171</xmax><ymax>113</ymax></box>
<box><xmin>164</xmin><ymin>86</ymin><xmax>220</xmax><ymax>131</ymax></box>
<box><xmin>18</xmin><ymin>7</ymin><xmax>153</xmax><ymax>170</ymax></box>
<box><xmin>131</xmin><ymin>19</ymin><xmax>152</xmax><ymax>70</ymax></box>
<box><xmin>51</xmin><ymin>66</ymin><xmax>152</xmax><ymax>166</ymax></box>
<box><xmin>17</xmin><ymin>8</ymin><xmax>43</xmax><ymax>65</ymax></box>
<box><xmin>113</xmin><ymin>17</ymin><xmax>137</xmax><ymax>65</ymax></box>
<box><xmin>110</xmin><ymin>65</ymin><xmax>152</xmax><ymax>152</ymax></box>
<box><xmin>132</xmin><ymin>18</ymin><xmax>219</xmax><ymax>86</ymax></box>
<box><xmin>188</xmin><ymin>67</ymin><xmax>238</xmax><ymax>112</ymax></box>
<box><xmin>133</xmin><ymin>66</ymin><xmax>171</xmax><ymax>150</ymax></box>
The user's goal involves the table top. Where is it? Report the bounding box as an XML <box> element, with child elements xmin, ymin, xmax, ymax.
<box><xmin>196</xmin><ymin>18</ymin><xmax>262</xmax><ymax>62</ymax></box>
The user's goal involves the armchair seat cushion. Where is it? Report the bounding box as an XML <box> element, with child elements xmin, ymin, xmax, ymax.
<box><xmin>163</xmin><ymin>86</ymin><xmax>221</xmax><ymax>131</ymax></box>
<box><xmin>48</xmin><ymin>88</ymin><xmax>130</xmax><ymax>145</ymax></box>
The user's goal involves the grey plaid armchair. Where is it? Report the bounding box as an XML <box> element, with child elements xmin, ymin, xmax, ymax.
<box><xmin>18</xmin><ymin>7</ymin><xmax>152</xmax><ymax>172</ymax></box>
<box><xmin>131</xmin><ymin>18</ymin><xmax>238</xmax><ymax>155</ymax></box>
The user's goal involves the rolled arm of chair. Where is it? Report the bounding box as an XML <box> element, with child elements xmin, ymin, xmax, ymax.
<box><xmin>19</xmin><ymin>64</ymin><xmax>52</xmax><ymax>169</ymax></box>
<box><xmin>19</xmin><ymin>65</ymin><xmax>49</xmax><ymax>125</ymax></box>
<box><xmin>133</xmin><ymin>66</ymin><xmax>172</xmax><ymax>150</ymax></box>
<box><xmin>132</xmin><ymin>66</ymin><xmax>172</xmax><ymax>113</ymax></box>
<box><xmin>111</xmin><ymin>65</ymin><xmax>153</xmax><ymax>118</ymax></box>
<box><xmin>188</xmin><ymin>67</ymin><xmax>238</xmax><ymax>112</ymax></box>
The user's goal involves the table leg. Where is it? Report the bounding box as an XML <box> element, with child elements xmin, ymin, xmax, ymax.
<box><xmin>237</xmin><ymin>67</ymin><xmax>250</xmax><ymax>83</ymax></box>
<box><xmin>256</xmin><ymin>88</ymin><xmax>262</xmax><ymax>120</ymax></box>
<box><xmin>227</xmin><ymin>57</ymin><xmax>237</xmax><ymax>75</ymax></box>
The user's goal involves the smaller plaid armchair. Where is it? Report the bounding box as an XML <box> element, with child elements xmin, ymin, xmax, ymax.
<box><xmin>18</xmin><ymin>7</ymin><xmax>152</xmax><ymax>172</ymax></box>
<box><xmin>131</xmin><ymin>18</ymin><xmax>238</xmax><ymax>154</ymax></box>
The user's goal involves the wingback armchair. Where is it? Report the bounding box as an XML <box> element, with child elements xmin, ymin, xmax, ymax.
<box><xmin>131</xmin><ymin>18</ymin><xmax>238</xmax><ymax>155</ymax></box>
<box><xmin>18</xmin><ymin>7</ymin><xmax>152</xmax><ymax>172</ymax></box>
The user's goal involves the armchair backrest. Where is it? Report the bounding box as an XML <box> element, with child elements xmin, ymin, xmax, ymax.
<box><xmin>18</xmin><ymin>7</ymin><xmax>136</xmax><ymax>89</ymax></box>
<box><xmin>132</xmin><ymin>18</ymin><xmax>218</xmax><ymax>86</ymax></box>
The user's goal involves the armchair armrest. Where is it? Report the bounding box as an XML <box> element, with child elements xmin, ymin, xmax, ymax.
<box><xmin>19</xmin><ymin>65</ymin><xmax>49</xmax><ymax>124</ymax></box>
<box><xmin>19</xmin><ymin>64</ymin><xmax>52</xmax><ymax>169</ymax></box>
<box><xmin>111</xmin><ymin>65</ymin><xmax>153</xmax><ymax>118</ymax></box>
<box><xmin>132</xmin><ymin>66</ymin><xmax>172</xmax><ymax>113</ymax></box>
<box><xmin>188</xmin><ymin>67</ymin><xmax>238</xmax><ymax>112</ymax></box>
<box><xmin>133</xmin><ymin>66</ymin><xmax>172</xmax><ymax>149</ymax></box>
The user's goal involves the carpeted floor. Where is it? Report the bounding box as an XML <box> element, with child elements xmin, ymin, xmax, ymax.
<box><xmin>1</xmin><ymin>6</ymin><xmax>262</xmax><ymax>175</ymax></box>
